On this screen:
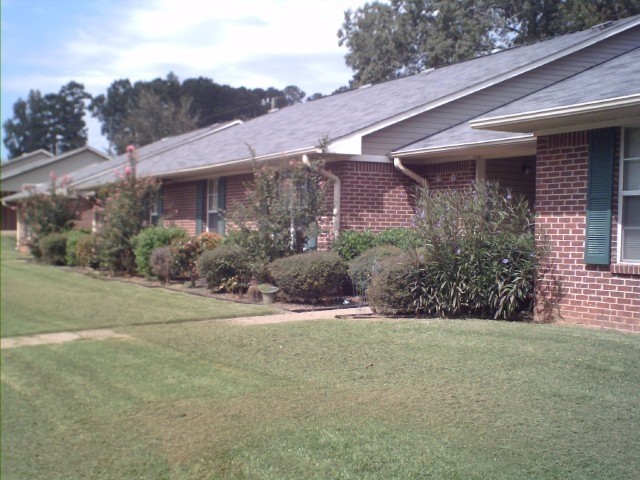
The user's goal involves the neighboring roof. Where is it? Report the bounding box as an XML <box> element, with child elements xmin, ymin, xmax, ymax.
<box><xmin>67</xmin><ymin>121</ymin><xmax>242</xmax><ymax>190</ymax></box>
<box><xmin>71</xmin><ymin>15</ymin><xmax>640</xmax><ymax>184</ymax></box>
<box><xmin>1</xmin><ymin>145</ymin><xmax>110</xmax><ymax>181</ymax></box>
<box><xmin>471</xmin><ymin>46</ymin><xmax>640</xmax><ymax>133</ymax></box>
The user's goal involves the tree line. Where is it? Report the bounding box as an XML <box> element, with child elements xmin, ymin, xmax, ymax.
<box><xmin>3</xmin><ymin>74</ymin><xmax>312</xmax><ymax>158</ymax></box>
<box><xmin>4</xmin><ymin>0</ymin><xmax>638</xmax><ymax>159</ymax></box>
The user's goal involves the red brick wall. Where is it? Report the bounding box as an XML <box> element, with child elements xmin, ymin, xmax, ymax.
<box><xmin>163</xmin><ymin>181</ymin><xmax>200</xmax><ymax>235</ymax></box>
<box><xmin>535</xmin><ymin>130</ymin><xmax>640</xmax><ymax>332</ymax></box>
<box><xmin>325</xmin><ymin>160</ymin><xmax>476</xmax><ymax>234</ymax></box>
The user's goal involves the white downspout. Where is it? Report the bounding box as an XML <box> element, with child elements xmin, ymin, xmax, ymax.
<box><xmin>302</xmin><ymin>154</ymin><xmax>341</xmax><ymax>238</ymax></box>
<box><xmin>393</xmin><ymin>157</ymin><xmax>428</xmax><ymax>189</ymax></box>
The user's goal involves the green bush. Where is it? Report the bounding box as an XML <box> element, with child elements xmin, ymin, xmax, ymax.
<box><xmin>75</xmin><ymin>235</ymin><xmax>99</xmax><ymax>268</ymax></box>
<box><xmin>331</xmin><ymin>230</ymin><xmax>376</xmax><ymax>262</ymax></box>
<box><xmin>150</xmin><ymin>246</ymin><xmax>175</xmax><ymax>284</ymax></box>
<box><xmin>65</xmin><ymin>231</ymin><xmax>91</xmax><ymax>266</ymax></box>
<box><xmin>172</xmin><ymin>232</ymin><xmax>222</xmax><ymax>285</ymax></box>
<box><xmin>131</xmin><ymin>226</ymin><xmax>187</xmax><ymax>277</ymax></box>
<box><xmin>197</xmin><ymin>244</ymin><xmax>250</xmax><ymax>291</ymax></box>
<box><xmin>374</xmin><ymin>227</ymin><xmax>422</xmax><ymax>251</ymax></box>
<box><xmin>367</xmin><ymin>254</ymin><xmax>418</xmax><ymax>315</ymax></box>
<box><xmin>222</xmin><ymin>230</ymin><xmax>274</xmax><ymax>281</ymax></box>
<box><xmin>39</xmin><ymin>232</ymin><xmax>69</xmax><ymax>265</ymax></box>
<box><xmin>269</xmin><ymin>251</ymin><xmax>347</xmax><ymax>301</ymax></box>
<box><xmin>348</xmin><ymin>245</ymin><xmax>403</xmax><ymax>297</ymax></box>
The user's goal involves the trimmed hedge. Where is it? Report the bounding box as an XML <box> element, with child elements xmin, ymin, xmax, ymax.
<box><xmin>197</xmin><ymin>244</ymin><xmax>250</xmax><ymax>291</ymax></box>
<box><xmin>132</xmin><ymin>226</ymin><xmax>187</xmax><ymax>277</ymax></box>
<box><xmin>150</xmin><ymin>246</ymin><xmax>175</xmax><ymax>284</ymax></box>
<box><xmin>366</xmin><ymin>255</ymin><xmax>417</xmax><ymax>315</ymax></box>
<box><xmin>65</xmin><ymin>231</ymin><xmax>91</xmax><ymax>266</ymax></box>
<box><xmin>348</xmin><ymin>245</ymin><xmax>403</xmax><ymax>296</ymax></box>
<box><xmin>39</xmin><ymin>232</ymin><xmax>69</xmax><ymax>265</ymax></box>
<box><xmin>269</xmin><ymin>251</ymin><xmax>347</xmax><ymax>301</ymax></box>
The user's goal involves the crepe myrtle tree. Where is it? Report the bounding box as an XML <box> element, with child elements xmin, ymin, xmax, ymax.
<box><xmin>229</xmin><ymin>155</ymin><xmax>330</xmax><ymax>269</ymax></box>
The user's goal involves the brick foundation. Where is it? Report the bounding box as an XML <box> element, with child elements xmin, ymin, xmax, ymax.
<box><xmin>535</xmin><ymin>130</ymin><xmax>640</xmax><ymax>332</ymax></box>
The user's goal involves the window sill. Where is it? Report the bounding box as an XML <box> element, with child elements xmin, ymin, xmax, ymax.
<box><xmin>611</xmin><ymin>263</ymin><xmax>640</xmax><ymax>275</ymax></box>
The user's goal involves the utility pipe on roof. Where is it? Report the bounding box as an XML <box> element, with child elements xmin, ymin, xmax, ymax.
<box><xmin>302</xmin><ymin>154</ymin><xmax>341</xmax><ymax>238</ymax></box>
<box><xmin>393</xmin><ymin>157</ymin><xmax>429</xmax><ymax>189</ymax></box>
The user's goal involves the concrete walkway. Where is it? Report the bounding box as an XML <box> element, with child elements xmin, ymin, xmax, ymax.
<box><xmin>0</xmin><ymin>307</ymin><xmax>373</xmax><ymax>349</ymax></box>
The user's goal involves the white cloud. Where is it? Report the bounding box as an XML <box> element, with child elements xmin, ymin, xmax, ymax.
<box><xmin>1</xmin><ymin>0</ymin><xmax>366</xmax><ymax>156</ymax></box>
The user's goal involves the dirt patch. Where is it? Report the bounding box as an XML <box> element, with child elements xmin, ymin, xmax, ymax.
<box><xmin>1</xmin><ymin>329</ymin><xmax>131</xmax><ymax>349</ymax></box>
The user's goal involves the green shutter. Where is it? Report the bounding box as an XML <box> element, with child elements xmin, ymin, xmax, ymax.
<box><xmin>158</xmin><ymin>185</ymin><xmax>164</xmax><ymax>216</ymax></box>
<box><xmin>585</xmin><ymin>129</ymin><xmax>615</xmax><ymax>265</ymax></box>
<box><xmin>195</xmin><ymin>180</ymin><xmax>205</xmax><ymax>235</ymax></box>
<box><xmin>217</xmin><ymin>177</ymin><xmax>226</xmax><ymax>234</ymax></box>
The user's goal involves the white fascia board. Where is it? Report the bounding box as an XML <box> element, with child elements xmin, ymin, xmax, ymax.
<box><xmin>393</xmin><ymin>134</ymin><xmax>534</xmax><ymax>158</ymax></box>
<box><xmin>327</xmin><ymin>18</ymin><xmax>640</xmax><ymax>152</ymax></box>
<box><xmin>471</xmin><ymin>94</ymin><xmax>640</xmax><ymax>132</ymax></box>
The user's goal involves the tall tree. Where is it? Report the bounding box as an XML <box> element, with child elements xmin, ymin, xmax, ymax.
<box><xmin>338</xmin><ymin>0</ymin><xmax>640</xmax><ymax>86</ymax></box>
<box><xmin>3</xmin><ymin>82</ymin><xmax>90</xmax><ymax>158</ymax></box>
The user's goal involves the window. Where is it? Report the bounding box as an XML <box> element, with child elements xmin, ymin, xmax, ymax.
<box><xmin>207</xmin><ymin>178</ymin><xmax>226</xmax><ymax>234</ymax></box>
<box><xmin>620</xmin><ymin>127</ymin><xmax>640</xmax><ymax>262</ymax></box>
<box><xmin>150</xmin><ymin>186</ymin><xmax>163</xmax><ymax>226</ymax></box>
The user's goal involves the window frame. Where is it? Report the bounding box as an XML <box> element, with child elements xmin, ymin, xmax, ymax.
<box><xmin>206</xmin><ymin>178</ymin><xmax>220</xmax><ymax>234</ymax></box>
<box><xmin>617</xmin><ymin>127</ymin><xmax>640</xmax><ymax>263</ymax></box>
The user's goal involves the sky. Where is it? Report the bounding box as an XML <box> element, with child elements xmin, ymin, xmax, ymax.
<box><xmin>0</xmin><ymin>0</ymin><xmax>367</xmax><ymax>159</ymax></box>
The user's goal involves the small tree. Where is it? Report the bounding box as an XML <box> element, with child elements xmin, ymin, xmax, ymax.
<box><xmin>97</xmin><ymin>146</ymin><xmax>157</xmax><ymax>274</ymax></box>
<box><xmin>21</xmin><ymin>173</ymin><xmax>77</xmax><ymax>257</ymax></box>
<box><xmin>229</xmin><ymin>157</ymin><xmax>329</xmax><ymax>277</ymax></box>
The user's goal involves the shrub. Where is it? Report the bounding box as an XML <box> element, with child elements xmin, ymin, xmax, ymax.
<box><xmin>348</xmin><ymin>245</ymin><xmax>403</xmax><ymax>297</ymax></box>
<box><xmin>197</xmin><ymin>244</ymin><xmax>250</xmax><ymax>291</ymax></box>
<box><xmin>22</xmin><ymin>175</ymin><xmax>77</xmax><ymax>258</ymax></box>
<box><xmin>331</xmin><ymin>230</ymin><xmax>376</xmax><ymax>262</ymax></box>
<box><xmin>39</xmin><ymin>232</ymin><xmax>69</xmax><ymax>265</ymax></box>
<box><xmin>409</xmin><ymin>181</ymin><xmax>539</xmax><ymax>319</ymax></box>
<box><xmin>367</xmin><ymin>254</ymin><xmax>418</xmax><ymax>315</ymax></box>
<box><xmin>269</xmin><ymin>251</ymin><xmax>347</xmax><ymax>301</ymax></box>
<box><xmin>75</xmin><ymin>235</ymin><xmax>99</xmax><ymax>268</ymax></box>
<box><xmin>132</xmin><ymin>226</ymin><xmax>187</xmax><ymax>277</ymax></box>
<box><xmin>222</xmin><ymin>230</ymin><xmax>274</xmax><ymax>281</ymax></box>
<box><xmin>374</xmin><ymin>227</ymin><xmax>422</xmax><ymax>251</ymax></box>
<box><xmin>65</xmin><ymin>230</ymin><xmax>91</xmax><ymax>266</ymax></box>
<box><xmin>172</xmin><ymin>232</ymin><xmax>222</xmax><ymax>285</ymax></box>
<box><xmin>150</xmin><ymin>246</ymin><xmax>175</xmax><ymax>284</ymax></box>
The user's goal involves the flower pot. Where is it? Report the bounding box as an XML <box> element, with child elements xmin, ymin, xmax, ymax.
<box><xmin>262</xmin><ymin>291</ymin><xmax>277</xmax><ymax>304</ymax></box>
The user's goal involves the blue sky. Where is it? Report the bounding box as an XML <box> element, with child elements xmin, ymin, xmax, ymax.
<box><xmin>1</xmin><ymin>0</ymin><xmax>365</xmax><ymax>159</ymax></box>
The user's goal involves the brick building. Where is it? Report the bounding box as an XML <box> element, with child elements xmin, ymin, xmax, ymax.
<box><xmin>14</xmin><ymin>16</ymin><xmax>639</xmax><ymax>331</ymax></box>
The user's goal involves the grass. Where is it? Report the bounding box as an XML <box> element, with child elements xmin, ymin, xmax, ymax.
<box><xmin>2</xmin><ymin>234</ymin><xmax>640</xmax><ymax>479</ymax></box>
<box><xmin>0</xmin><ymin>235</ymin><xmax>275</xmax><ymax>337</ymax></box>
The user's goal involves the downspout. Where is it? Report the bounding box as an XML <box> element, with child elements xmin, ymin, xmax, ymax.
<box><xmin>393</xmin><ymin>157</ymin><xmax>428</xmax><ymax>189</ymax></box>
<box><xmin>302</xmin><ymin>154</ymin><xmax>341</xmax><ymax>238</ymax></box>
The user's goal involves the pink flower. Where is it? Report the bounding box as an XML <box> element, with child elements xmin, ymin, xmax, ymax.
<box><xmin>124</xmin><ymin>166</ymin><xmax>133</xmax><ymax>175</ymax></box>
<box><xmin>49</xmin><ymin>171</ymin><xmax>57</xmax><ymax>181</ymax></box>
<box><xmin>126</xmin><ymin>145</ymin><xmax>135</xmax><ymax>153</ymax></box>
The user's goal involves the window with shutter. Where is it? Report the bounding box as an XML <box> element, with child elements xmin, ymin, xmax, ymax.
<box><xmin>585</xmin><ymin>129</ymin><xmax>615</xmax><ymax>265</ymax></box>
<box><xmin>207</xmin><ymin>178</ymin><xmax>226</xmax><ymax>235</ymax></box>
<box><xmin>621</xmin><ymin>127</ymin><xmax>640</xmax><ymax>262</ymax></box>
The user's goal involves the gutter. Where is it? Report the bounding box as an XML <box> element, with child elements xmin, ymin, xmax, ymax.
<box><xmin>302</xmin><ymin>154</ymin><xmax>341</xmax><ymax>238</ymax></box>
<box><xmin>393</xmin><ymin>157</ymin><xmax>428</xmax><ymax>189</ymax></box>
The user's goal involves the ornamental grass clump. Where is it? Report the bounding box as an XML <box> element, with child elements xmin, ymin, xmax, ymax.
<box><xmin>406</xmin><ymin>181</ymin><xmax>539</xmax><ymax>319</ymax></box>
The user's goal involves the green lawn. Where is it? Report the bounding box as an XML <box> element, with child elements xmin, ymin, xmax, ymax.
<box><xmin>2</xmin><ymin>235</ymin><xmax>640</xmax><ymax>479</ymax></box>
<box><xmin>0</xmin><ymin>235</ymin><xmax>275</xmax><ymax>337</ymax></box>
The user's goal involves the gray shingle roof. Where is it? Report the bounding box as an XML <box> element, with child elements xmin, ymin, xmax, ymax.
<box><xmin>72</xmin><ymin>15</ymin><xmax>639</xmax><ymax>188</ymax></box>
<box><xmin>394</xmin><ymin>122</ymin><xmax>533</xmax><ymax>155</ymax></box>
<box><xmin>474</xmin><ymin>46</ymin><xmax>640</xmax><ymax>121</ymax></box>
<box><xmin>1</xmin><ymin>146</ymin><xmax>107</xmax><ymax>181</ymax></box>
